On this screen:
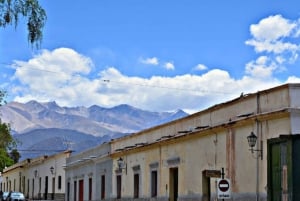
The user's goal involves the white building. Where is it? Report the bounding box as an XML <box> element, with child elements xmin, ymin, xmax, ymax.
<box><xmin>1</xmin><ymin>151</ymin><xmax>71</xmax><ymax>201</ymax></box>
<box><xmin>64</xmin><ymin>142</ymin><xmax>112</xmax><ymax>201</ymax></box>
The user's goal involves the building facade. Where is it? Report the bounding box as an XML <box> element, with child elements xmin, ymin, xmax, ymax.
<box><xmin>64</xmin><ymin>142</ymin><xmax>112</xmax><ymax>201</ymax></box>
<box><xmin>1</xmin><ymin>151</ymin><xmax>71</xmax><ymax>201</ymax></box>
<box><xmin>108</xmin><ymin>83</ymin><xmax>300</xmax><ymax>201</ymax></box>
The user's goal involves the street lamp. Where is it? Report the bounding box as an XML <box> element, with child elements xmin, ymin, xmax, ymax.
<box><xmin>50</xmin><ymin>166</ymin><xmax>55</xmax><ymax>175</ymax></box>
<box><xmin>247</xmin><ymin>132</ymin><xmax>263</xmax><ymax>160</ymax></box>
<box><xmin>117</xmin><ymin>157</ymin><xmax>127</xmax><ymax>173</ymax></box>
<box><xmin>34</xmin><ymin>170</ymin><xmax>38</xmax><ymax>178</ymax></box>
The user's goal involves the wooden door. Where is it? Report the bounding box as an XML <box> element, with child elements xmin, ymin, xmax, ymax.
<box><xmin>79</xmin><ymin>180</ymin><xmax>84</xmax><ymax>201</ymax></box>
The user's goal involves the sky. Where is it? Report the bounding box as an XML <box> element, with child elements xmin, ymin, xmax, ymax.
<box><xmin>1</xmin><ymin>0</ymin><xmax>300</xmax><ymax>113</ymax></box>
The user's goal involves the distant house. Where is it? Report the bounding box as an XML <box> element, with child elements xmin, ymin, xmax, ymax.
<box><xmin>0</xmin><ymin>150</ymin><xmax>71</xmax><ymax>201</ymax></box>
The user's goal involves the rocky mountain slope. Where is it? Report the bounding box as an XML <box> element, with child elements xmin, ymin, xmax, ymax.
<box><xmin>0</xmin><ymin>100</ymin><xmax>188</xmax><ymax>160</ymax></box>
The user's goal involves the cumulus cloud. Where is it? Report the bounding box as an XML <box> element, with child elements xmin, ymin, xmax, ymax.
<box><xmin>246</xmin><ymin>15</ymin><xmax>300</xmax><ymax>55</ymax></box>
<box><xmin>8</xmin><ymin>48</ymin><xmax>285</xmax><ymax>113</ymax></box>
<box><xmin>140</xmin><ymin>57</ymin><xmax>159</xmax><ymax>65</ymax></box>
<box><xmin>245</xmin><ymin>15</ymin><xmax>300</xmax><ymax>78</ymax></box>
<box><xmin>194</xmin><ymin>64</ymin><xmax>208</xmax><ymax>71</ymax></box>
<box><xmin>164</xmin><ymin>62</ymin><xmax>175</xmax><ymax>70</ymax></box>
<box><xmin>245</xmin><ymin>56</ymin><xmax>277</xmax><ymax>78</ymax></box>
<box><xmin>249</xmin><ymin>15</ymin><xmax>296</xmax><ymax>41</ymax></box>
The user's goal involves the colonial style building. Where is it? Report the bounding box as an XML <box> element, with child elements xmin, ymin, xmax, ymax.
<box><xmin>64</xmin><ymin>142</ymin><xmax>112</xmax><ymax>201</ymax></box>
<box><xmin>108</xmin><ymin>83</ymin><xmax>300</xmax><ymax>201</ymax></box>
<box><xmin>1</xmin><ymin>151</ymin><xmax>71</xmax><ymax>201</ymax></box>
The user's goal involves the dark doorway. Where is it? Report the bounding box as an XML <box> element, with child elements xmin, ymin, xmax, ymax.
<box><xmin>67</xmin><ymin>182</ymin><xmax>70</xmax><ymax>201</ymax></box>
<box><xmin>44</xmin><ymin>176</ymin><xmax>48</xmax><ymax>200</ymax></box>
<box><xmin>169</xmin><ymin>168</ymin><xmax>178</xmax><ymax>201</ymax></box>
<box><xmin>89</xmin><ymin>178</ymin><xmax>92</xmax><ymax>201</ymax></box>
<box><xmin>52</xmin><ymin>177</ymin><xmax>55</xmax><ymax>200</ymax></box>
<box><xmin>79</xmin><ymin>180</ymin><xmax>84</xmax><ymax>201</ymax></box>
<box><xmin>151</xmin><ymin>170</ymin><xmax>158</xmax><ymax>197</ymax></box>
<box><xmin>116</xmin><ymin>175</ymin><xmax>122</xmax><ymax>199</ymax></box>
<box><xmin>101</xmin><ymin>175</ymin><xmax>105</xmax><ymax>200</ymax></box>
<box><xmin>202</xmin><ymin>173</ymin><xmax>211</xmax><ymax>201</ymax></box>
<box><xmin>202</xmin><ymin>170</ymin><xmax>221</xmax><ymax>201</ymax></box>
<box><xmin>134</xmin><ymin>174</ymin><xmax>139</xmax><ymax>198</ymax></box>
<box><xmin>73</xmin><ymin>181</ymin><xmax>77</xmax><ymax>201</ymax></box>
<box><xmin>117</xmin><ymin>175</ymin><xmax>122</xmax><ymax>199</ymax></box>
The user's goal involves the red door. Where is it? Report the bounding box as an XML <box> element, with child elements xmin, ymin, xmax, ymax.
<box><xmin>79</xmin><ymin>180</ymin><xmax>84</xmax><ymax>201</ymax></box>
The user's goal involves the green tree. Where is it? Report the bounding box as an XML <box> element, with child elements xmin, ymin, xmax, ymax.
<box><xmin>0</xmin><ymin>0</ymin><xmax>47</xmax><ymax>47</ymax></box>
<box><xmin>0</xmin><ymin>147</ymin><xmax>14</xmax><ymax>172</ymax></box>
<box><xmin>0</xmin><ymin>120</ymin><xmax>16</xmax><ymax>171</ymax></box>
<box><xmin>0</xmin><ymin>90</ymin><xmax>20</xmax><ymax>172</ymax></box>
<box><xmin>9</xmin><ymin>148</ymin><xmax>21</xmax><ymax>163</ymax></box>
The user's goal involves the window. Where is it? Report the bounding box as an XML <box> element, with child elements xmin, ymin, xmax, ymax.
<box><xmin>151</xmin><ymin>170</ymin><xmax>158</xmax><ymax>197</ymax></box>
<box><xmin>101</xmin><ymin>175</ymin><xmax>105</xmax><ymax>200</ymax></box>
<box><xmin>134</xmin><ymin>174</ymin><xmax>139</xmax><ymax>198</ymax></box>
<box><xmin>58</xmin><ymin>176</ymin><xmax>62</xmax><ymax>190</ymax></box>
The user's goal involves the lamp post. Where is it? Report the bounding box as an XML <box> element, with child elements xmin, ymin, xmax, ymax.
<box><xmin>247</xmin><ymin>132</ymin><xmax>263</xmax><ymax>160</ymax></box>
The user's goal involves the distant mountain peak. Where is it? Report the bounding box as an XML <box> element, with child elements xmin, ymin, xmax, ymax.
<box><xmin>2</xmin><ymin>100</ymin><xmax>188</xmax><ymax>136</ymax></box>
<box><xmin>3</xmin><ymin>100</ymin><xmax>188</xmax><ymax>161</ymax></box>
<box><xmin>111</xmin><ymin>104</ymin><xmax>138</xmax><ymax>111</ymax></box>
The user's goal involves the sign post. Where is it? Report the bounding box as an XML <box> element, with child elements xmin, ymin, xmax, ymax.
<box><xmin>217</xmin><ymin>178</ymin><xmax>231</xmax><ymax>199</ymax></box>
<box><xmin>217</xmin><ymin>168</ymin><xmax>231</xmax><ymax>200</ymax></box>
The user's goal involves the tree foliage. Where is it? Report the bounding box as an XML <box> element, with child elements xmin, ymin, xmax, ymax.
<box><xmin>0</xmin><ymin>90</ymin><xmax>20</xmax><ymax>172</ymax></box>
<box><xmin>0</xmin><ymin>0</ymin><xmax>47</xmax><ymax>47</ymax></box>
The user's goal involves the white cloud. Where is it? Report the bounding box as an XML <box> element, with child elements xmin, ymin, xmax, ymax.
<box><xmin>194</xmin><ymin>64</ymin><xmax>208</xmax><ymax>71</ymax></box>
<box><xmin>245</xmin><ymin>39</ymin><xmax>299</xmax><ymax>55</ymax></box>
<box><xmin>164</xmin><ymin>62</ymin><xmax>175</xmax><ymax>70</ymax></box>
<box><xmin>249</xmin><ymin>15</ymin><xmax>296</xmax><ymax>41</ymax></box>
<box><xmin>245</xmin><ymin>56</ymin><xmax>277</xmax><ymax>78</ymax></box>
<box><xmin>245</xmin><ymin>15</ymin><xmax>300</xmax><ymax>79</ymax></box>
<box><xmin>9</xmin><ymin>48</ymin><xmax>286</xmax><ymax>113</ymax></box>
<box><xmin>246</xmin><ymin>15</ymin><xmax>300</xmax><ymax>55</ymax></box>
<box><xmin>286</xmin><ymin>76</ymin><xmax>300</xmax><ymax>83</ymax></box>
<box><xmin>140</xmin><ymin>57</ymin><xmax>159</xmax><ymax>65</ymax></box>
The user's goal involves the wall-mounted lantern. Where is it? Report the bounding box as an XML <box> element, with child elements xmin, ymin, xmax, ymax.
<box><xmin>117</xmin><ymin>157</ymin><xmax>127</xmax><ymax>173</ymax></box>
<box><xmin>50</xmin><ymin>166</ymin><xmax>55</xmax><ymax>175</ymax></box>
<box><xmin>34</xmin><ymin>170</ymin><xmax>38</xmax><ymax>178</ymax></box>
<box><xmin>247</xmin><ymin>132</ymin><xmax>263</xmax><ymax>160</ymax></box>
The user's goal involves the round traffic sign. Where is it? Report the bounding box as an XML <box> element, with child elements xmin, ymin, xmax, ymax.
<box><xmin>218</xmin><ymin>179</ymin><xmax>229</xmax><ymax>192</ymax></box>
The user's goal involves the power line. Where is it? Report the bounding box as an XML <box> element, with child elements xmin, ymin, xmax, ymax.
<box><xmin>17</xmin><ymin>149</ymin><xmax>68</xmax><ymax>152</ymax></box>
<box><xmin>102</xmin><ymin>79</ymin><xmax>234</xmax><ymax>95</ymax></box>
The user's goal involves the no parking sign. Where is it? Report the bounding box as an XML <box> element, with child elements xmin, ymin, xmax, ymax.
<box><xmin>217</xmin><ymin>179</ymin><xmax>231</xmax><ymax>199</ymax></box>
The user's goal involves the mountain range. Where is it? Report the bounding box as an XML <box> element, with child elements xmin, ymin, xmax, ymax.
<box><xmin>0</xmin><ymin>101</ymin><xmax>188</xmax><ymax>160</ymax></box>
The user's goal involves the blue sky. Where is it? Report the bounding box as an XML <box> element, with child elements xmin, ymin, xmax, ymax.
<box><xmin>1</xmin><ymin>0</ymin><xmax>300</xmax><ymax>113</ymax></box>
